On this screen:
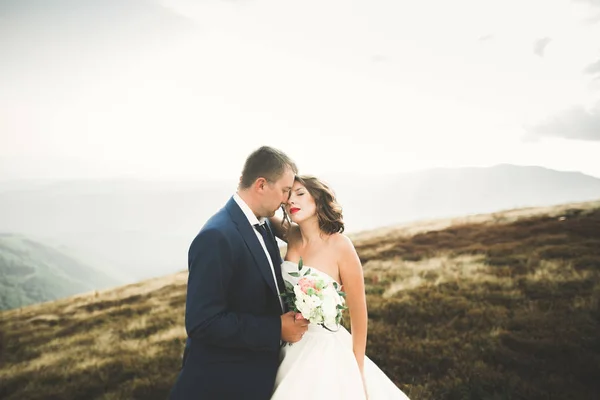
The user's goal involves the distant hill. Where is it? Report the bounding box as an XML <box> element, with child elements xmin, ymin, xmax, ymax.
<box><xmin>0</xmin><ymin>234</ymin><xmax>120</xmax><ymax>310</ymax></box>
<box><xmin>333</xmin><ymin>164</ymin><xmax>600</xmax><ymax>231</ymax></box>
<box><xmin>1</xmin><ymin>200</ymin><xmax>598</xmax><ymax>399</ymax></box>
<box><xmin>0</xmin><ymin>164</ymin><xmax>599</xmax><ymax>282</ymax></box>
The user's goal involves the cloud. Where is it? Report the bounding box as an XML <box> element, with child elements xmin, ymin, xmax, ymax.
<box><xmin>371</xmin><ymin>54</ymin><xmax>389</xmax><ymax>63</ymax></box>
<box><xmin>533</xmin><ymin>37</ymin><xmax>552</xmax><ymax>57</ymax></box>
<box><xmin>0</xmin><ymin>0</ymin><xmax>196</xmax><ymax>55</ymax></box>
<box><xmin>587</xmin><ymin>14</ymin><xmax>600</xmax><ymax>23</ymax></box>
<box><xmin>0</xmin><ymin>0</ymin><xmax>195</xmax><ymax>32</ymax></box>
<box><xmin>527</xmin><ymin>104</ymin><xmax>600</xmax><ymax>141</ymax></box>
<box><xmin>583</xmin><ymin>59</ymin><xmax>600</xmax><ymax>75</ymax></box>
<box><xmin>573</xmin><ymin>0</ymin><xmax>600</xmax><ymax>23</ymax></box>
<box><xmin>573</xmin><ymin>0</ymin><xmax>600</xmax><ymax>6</ymax></box>
<box><xmin>0</xmin><ymin>0</ymin><xmax>198</xmax><ymax>82</ymax></box>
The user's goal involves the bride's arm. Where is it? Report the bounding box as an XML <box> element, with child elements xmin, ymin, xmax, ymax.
<box><xmin>337</xmin><ymin>235</ymin><xmax>368</xmax><ymax>373</ymax></box>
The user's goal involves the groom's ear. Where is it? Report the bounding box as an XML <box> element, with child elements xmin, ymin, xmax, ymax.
<box><xmin>254</xmin><ymin>177</ymin><xmax>268</xmax><ymax>191</ymax></box>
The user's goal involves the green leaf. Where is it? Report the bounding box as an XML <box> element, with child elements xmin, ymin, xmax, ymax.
<box><xmin>284</xmin><ymin>280</ymin><xmax>294</xmax><ymax>291</ymax></box>
<box><xmin>288</xmin><ymin>272</ymin><xmax>300</xmax><ymax>277</ymax></box>
<box><xmin>303</xmin><ymin>269</ymin><xmax>311</xmax><ymax>276</ymax></box>
<box><xmin>298</xmin><ymin>257</ymin><xmax>304</xmax><ymax>271</ymax></box>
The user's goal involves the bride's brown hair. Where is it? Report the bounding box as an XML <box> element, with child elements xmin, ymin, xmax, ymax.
<box><xmin>283</xmin><ymin>175</ymin><xmax>345</xmax><ymax>235</ymax></box>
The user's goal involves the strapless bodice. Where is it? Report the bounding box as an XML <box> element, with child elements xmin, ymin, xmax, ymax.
<box><xmin>280</xmin><ymin>260</ymin><xmax>340</xmax><ymax>286</ymax></box>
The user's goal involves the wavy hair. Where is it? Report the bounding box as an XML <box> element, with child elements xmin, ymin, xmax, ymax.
<box><xmin>283</xmin><ymin>175</ymin><xmax>344</xmax><ymax>235</ymax></box>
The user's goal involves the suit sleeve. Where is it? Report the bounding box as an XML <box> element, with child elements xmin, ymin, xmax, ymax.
<box><xmin>184</xmin><ymin>228</ymin><xmax>282</xmax><ymax>351</ymax></box>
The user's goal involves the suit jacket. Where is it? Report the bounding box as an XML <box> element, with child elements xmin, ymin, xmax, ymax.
<box><xmin>169</xmin><ymin>197</ymin><xmax>284</xmax><ymax>400</ymax></box>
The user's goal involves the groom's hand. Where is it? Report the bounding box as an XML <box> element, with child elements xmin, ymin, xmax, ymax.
<box><xmin>280</xmin><ymin>311</ymin><xmax>309</xmax><ymax>343</ymax></box>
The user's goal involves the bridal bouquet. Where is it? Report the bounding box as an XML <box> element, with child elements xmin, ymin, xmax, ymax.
<box><xmin>280</xmin><ymin>258</ymin><xmax>347</xmax><ymax>331</ymax></box>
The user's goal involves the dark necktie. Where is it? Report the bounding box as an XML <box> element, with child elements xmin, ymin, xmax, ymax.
<box><xmin>254</xmin><ymin>223</ymin><xmax>286</xmax><ymax>305</ymax></box>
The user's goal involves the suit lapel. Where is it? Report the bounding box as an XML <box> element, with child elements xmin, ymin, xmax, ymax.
<box><xmin>225</xmin><ymin>197</ymin><xmax>279</xmax><ymax>297</ymax></box>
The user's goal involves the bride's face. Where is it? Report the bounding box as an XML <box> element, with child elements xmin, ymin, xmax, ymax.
<box><xmin>286</xmin><ymin>181</ymin><xmax>316</xmax><ymax>223</ymax></box>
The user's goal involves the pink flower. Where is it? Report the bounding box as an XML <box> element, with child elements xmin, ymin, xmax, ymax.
<box><xmin>298</xmin><ymin>277</ymin><xmax>316</xmax><ymax>294</ymax></box>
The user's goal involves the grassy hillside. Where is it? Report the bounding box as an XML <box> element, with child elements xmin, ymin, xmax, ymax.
<box><xmin>359</xmin><ymin>201</ymin><xmax>600</xmax><ymax>399</ymax></box>
<box><xmin>0</xmin><ymin>235</ymin><xmax>119</xmax><ymax>310</ymax></box>
<box><xmin>0</xmin><ymin>201</ymin><xmax>599</xmax><ymax>399</ymax></box>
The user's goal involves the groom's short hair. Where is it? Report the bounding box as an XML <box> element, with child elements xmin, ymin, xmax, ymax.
<box><xmin>239</xmin><ymin>146</ymin><xmax>298</xmax><ymax>189</ymax></box>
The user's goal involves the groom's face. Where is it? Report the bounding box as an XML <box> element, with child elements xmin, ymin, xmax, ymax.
<box><xmin>260</xmin><ymin>167</ymin><xmax>295</xmax><ymax>217</ymax></box>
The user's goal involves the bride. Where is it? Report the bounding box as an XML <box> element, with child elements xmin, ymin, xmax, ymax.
<box><xmin>269</xmin><ymin>175</ymin><xmax>410</xmax><ymax>400</ymax></box>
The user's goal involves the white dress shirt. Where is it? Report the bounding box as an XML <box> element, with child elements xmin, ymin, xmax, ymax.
<box><xmin>233</xmin><ymin>193</ymin><xmax>284</xmax><ymax>312</ymax></box>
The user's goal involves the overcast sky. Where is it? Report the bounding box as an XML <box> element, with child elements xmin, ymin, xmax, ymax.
<box><xmin>1</xmin><ymin>0</ymin><xmax>599</xmax><ymax>181</ymax></box>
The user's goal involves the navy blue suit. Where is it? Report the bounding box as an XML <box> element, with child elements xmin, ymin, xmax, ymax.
<box><xmin>169</xmin><ymin>197</ymin><xmax>284</xmax><ymax>400</ymax></box>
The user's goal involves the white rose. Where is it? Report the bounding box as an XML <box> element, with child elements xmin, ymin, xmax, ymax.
<box><xmin>293</xmin><ymin>285</ymin><xmax>305</xmax><ymax>298</ymax></box>
<box><xmin>295</xmin><ymin>293</ymin><xmax>311</xmax><ymax>316</ymax></box>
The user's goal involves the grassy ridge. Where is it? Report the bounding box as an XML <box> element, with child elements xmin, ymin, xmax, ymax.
<box><xmin>1</xmin><ymin>202</ymin><xmax>599</xmax><ymax>399</ymax></box>
<box><xmin>361</xmin><ymin>207</ymin><xmax>600</xmax><ymax>399</ymax></box>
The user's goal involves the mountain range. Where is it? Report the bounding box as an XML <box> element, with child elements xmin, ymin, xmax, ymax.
<box><xmin>1</xmin><ymin>164</ymin><xmax>599</xmax><ymax>283</ymax></box>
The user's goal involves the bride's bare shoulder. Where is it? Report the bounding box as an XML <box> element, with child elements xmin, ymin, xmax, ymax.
<box><xmin>329</xmin><ymin>234</ymin><xmax>362</xmax><ymax>275</ymax></box>
<box><xmin>329</xmin><ymin>233</ymin><xmax>357</xmax><ymax>253</ymax></box>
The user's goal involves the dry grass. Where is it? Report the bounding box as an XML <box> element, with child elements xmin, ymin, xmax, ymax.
<box><xmin>1</xmin><ymin>200</ymin><xmax>600</xmax><ymax>399</ymax></box>
<box><xmin>0</xmin><ymin>273</ymin><xmax>188</xmax><ymax>400</ymax></box>
<box><xmin>353</xmin><ymin>203</ymin><xmax>600</xmax><ymax>400</ymax></box>
<box><xmin>350</xmin><ymin>199</ymin><xmax>600</xmax><ymax>243</ymax></box>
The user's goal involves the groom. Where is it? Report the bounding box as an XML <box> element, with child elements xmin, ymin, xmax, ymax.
<box><xmin>169</xmin><ymin>146</ymin><xmax>310</xmax><ymax>400</ymax></box>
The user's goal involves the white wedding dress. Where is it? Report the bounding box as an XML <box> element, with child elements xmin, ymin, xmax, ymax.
<box><xmin>271</xmin><ymin>261</ymin><xmax>411</xmax><ymax>400</ymax></box>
